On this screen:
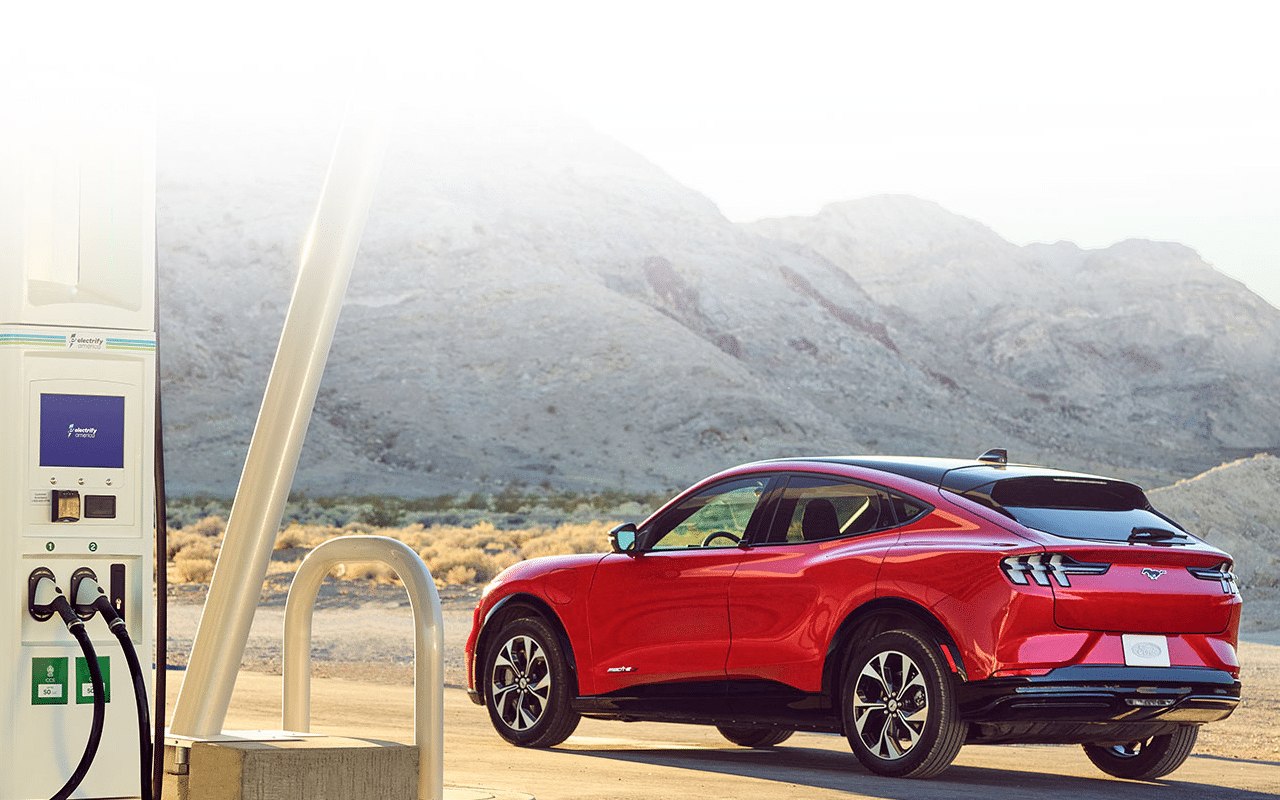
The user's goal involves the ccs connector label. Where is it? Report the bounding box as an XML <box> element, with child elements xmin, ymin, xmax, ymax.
<box><xmin>75</xmin><ymin>656</ymin><xmax>110</xmax><ymax>704</ymax></box>
<box><xmin>31</xmin><ymin>657</ymin><xmax>68</xmax><ymax>705</ymax></box>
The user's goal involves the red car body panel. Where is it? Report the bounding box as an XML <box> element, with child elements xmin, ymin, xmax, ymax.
<box><xmin>726</xmin><ymin>530</ymin><xmax>891</xmax><ymax>689</ymax></box>
<box><xmin>464</xmin><ymin>553</ymin><xmax>604</xmax><ymax>694</ymax></box>
<box><xmin>585</xmin><ymin>549</ymin><xmax>744</xmax><ymax>694</ymax></box>
<box><xmin>1046</xmin><ymin>547</ymin><xmax>1238</xmax><ymax>634</ymax></box>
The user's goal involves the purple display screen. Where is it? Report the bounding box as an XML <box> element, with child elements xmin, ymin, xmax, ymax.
<box><xmin>40</xmin><ymin>394</ymin><xmax>126</xmax><ymax>469</ymax></box>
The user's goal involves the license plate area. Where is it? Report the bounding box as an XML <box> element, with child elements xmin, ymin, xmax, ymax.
<box><xmin>1122</xmin><ymin>634</ymin><xmax>1170</xmax><ymax>667</ymax></box>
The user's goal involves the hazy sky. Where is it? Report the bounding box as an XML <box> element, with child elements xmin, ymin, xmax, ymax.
<box><xmin>11</xmin><ymin>1</ymin><xmax>1278</xmax><ymax>308</ymax></box>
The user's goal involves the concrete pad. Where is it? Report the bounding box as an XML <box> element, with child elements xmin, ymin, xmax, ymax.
<box><xmin>166</xmin><ymin>735</ymin><xmax>416</xmax><ymax>800</ymax></box>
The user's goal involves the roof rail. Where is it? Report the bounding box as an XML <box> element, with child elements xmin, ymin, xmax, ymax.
<box><xmin>977</xmin><ymin>448</ymin><xmax>1008</xmax><ymax>465</ymax></box>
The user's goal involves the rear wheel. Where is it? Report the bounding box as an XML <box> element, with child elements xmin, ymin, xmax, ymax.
<box><xmin>841</xmin><ymin>629</ymin><xmax>965</xmax><ymax>778</ymax></box>
<box><xmin>483</xmin><ymin>616</ymin><xmax>580</xmax><ymax>747</ymax></box>
<box><xmin>1082</xmin><ymin>726</ymin><xmax>1198</xmax><ymax>780</ymax></box>
<box><xmin>715</xmin><ymin>725</ymin><xmax>794</xmax><ymax>748</ymax></box>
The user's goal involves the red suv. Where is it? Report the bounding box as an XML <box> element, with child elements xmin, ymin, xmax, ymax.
<box><xmin>465</xmin><ymin>452</ymin><xmax>1241</xmax><ymax>779</ymax></box>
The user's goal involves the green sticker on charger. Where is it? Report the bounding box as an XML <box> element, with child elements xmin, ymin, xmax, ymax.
<box><xmin>75</xmin><ymin>656</ymin><xmax>110</xmax><ymax>704</ymax></box>
<box><xmin>32</xmin><ymin>657</ymin><xmax>68</xmax><ymax>705</ymax></box>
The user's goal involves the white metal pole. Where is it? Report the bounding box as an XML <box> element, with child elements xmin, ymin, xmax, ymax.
<box><xmin>169</xmin><ymin>94</ymin><xmax>388</xmax><ymax>739</ymax></box>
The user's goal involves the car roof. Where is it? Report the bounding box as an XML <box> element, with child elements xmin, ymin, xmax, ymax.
<box><xmin>751</xmin><ymin>455</ymin><xmax>1131</xmax><ymax>493</ymax></box>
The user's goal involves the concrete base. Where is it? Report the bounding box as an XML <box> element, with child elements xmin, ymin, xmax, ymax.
<box><xmin>165</xmin><ymin>734</ymin><xmax>417</xmax><ymax>800</ymax></box>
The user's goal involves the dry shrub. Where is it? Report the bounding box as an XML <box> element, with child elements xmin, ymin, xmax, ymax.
<box><xmin>266</xmin><ymin>558</ymin><xmax>302</xmax><ymax>577</ymax></box>
<box><xmin>274</xmin><ymin>524</ymin><xmax>310</xmax><ymax>550</ymax></box>
<box><xmin>190</xmin><ymin>515</ymin><xmax>226</xmax><ymax>537</ymax></box>
<box><xmin>175</xmin><ymin>556</ymin><xmax>215</xmax><ymax>583</ymax></box>
<box><xmin>404</xmin><ymin>520</ymin><xmax>612</xmax><ymax>586</ymax></box>
<box><xmin>408</xmin><ymin>521</ymin><xmax>517</xmax><ymax>586</ymax></box>
<box><xmin>419</xmin><ymin>544</ymin><xmax>506</xmax><ymax>585</ymax></box>
<box><xmin>175</xmin><ymin>537</ymin><xmax>217</xmax><ymax>563</ymax></box>
<box><xmin>170</xmin><ymin>533</ymin><xmax>219</xmax><ymax>585</ymax></box>
<box><xmin>164</xmin><ymin>513</ymin><xmax>620</xmax><ymax>588</ymax></box>
<box><xmin>518</xmin><ymin>521</ymin><xmax>614</xmax><ymax>560</ymax></box>
<box><xmin>444</xmin><ymin>565</ymin><xmax>477</xmax><ymax>585</ymax></box>
<box><xmin>411</xmin><ymin>521</ymin><xmax>512</xmax><ymax>553</ymax></box>
<box><xmin>167</xmin><ymin>516</ymin><xmax>225</xmax><ymax>559</ymax></box>
<box><xmin>275</xmin><ymin>524</ymin><xmax>345</xmax><ymax>551</ymax></box>
<box><xmin>166</xmin><ymin>529</ymin><xmax>204</xmax><ymax>559</ymax></box>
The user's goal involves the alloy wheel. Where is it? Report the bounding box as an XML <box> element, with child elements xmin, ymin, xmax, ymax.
<box><xmin>490</xmin><ymin>634</ymin><xmax>551</xmax><ymax>732</ymax></box>
<box><xmin>851</xmin><ymin>648</ymin><xmax>930</xmax><ymax>760</ymax></box>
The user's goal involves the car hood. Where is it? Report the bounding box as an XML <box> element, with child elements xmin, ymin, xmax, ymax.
<box><xmin>486</xmin><ymin>551</ymin><xmax>610</xmax><ymax>587</ymax></box>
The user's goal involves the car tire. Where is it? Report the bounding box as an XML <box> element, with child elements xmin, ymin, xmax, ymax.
<box><xmin>715</xmin><ymin>725</ymin><xmax>795</xmax><ymax>748</ymax></box>
<box><xmin>1081</xmin><ymin>726</ymin><xmax>1198</xmax><ymax>780</ymax></box>
<box><xmin>840</xmin><ymin>629</ymin><xmax>965</xmax><ymax>778</ymax></box>
<box><xmin>483</xmin><ymin>616</ymin><xmax>581</xmax><ymax>748</ymax></box>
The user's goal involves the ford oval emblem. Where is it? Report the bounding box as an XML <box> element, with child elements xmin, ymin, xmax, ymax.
<box><xmin>1132</xmin><ymin>642</ymin><xmax>1163</xmax><ymax>659</ymax></box>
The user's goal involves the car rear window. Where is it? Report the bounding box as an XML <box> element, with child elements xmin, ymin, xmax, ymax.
<box><xmin>988</xmin><ymin>476</ymin><xmax>1146</xmax><ymax>510</ymax></box>
<box><xmin>1002</xmin><ymin>506</ymin><xmax>1188</xmax><ymax>542</ymax></box>
<box><xmin>961</xmin><ymin>476</ymin><xmax>1190</xmax><ymax>543</ymax></box>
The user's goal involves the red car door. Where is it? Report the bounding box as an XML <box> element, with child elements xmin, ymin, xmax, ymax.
<box><xmin>585</xmin><ymin>475</ymin><xmax>773</xmax><ymax>695</ymax></box>
<box><xmin>726</xmin><ymin>475</ymin><xmax>914</xmax><ymax>692</ymax></box>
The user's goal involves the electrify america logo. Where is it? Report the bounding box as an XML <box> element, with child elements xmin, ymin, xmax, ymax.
<box><xmin>68</xmin><ymin>423</ymin><xmax>99</xmax><ymax>439</ymax></box>
<box><xmin>66</xmin><ymin>333</ymin><xmax>106</xmax><ymax>350</ymax></box>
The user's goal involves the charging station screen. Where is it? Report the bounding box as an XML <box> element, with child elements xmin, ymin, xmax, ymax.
<box><xmin>39</xmin><ymin>394</ymin><xmax>126</xmax><ymax>469</ymax></box>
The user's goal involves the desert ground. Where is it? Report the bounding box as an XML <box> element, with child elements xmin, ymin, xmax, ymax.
<box><xmin>163</xmin><ymin>581</ymin><xmax>1280</xmax><ymax>764</ymax></box>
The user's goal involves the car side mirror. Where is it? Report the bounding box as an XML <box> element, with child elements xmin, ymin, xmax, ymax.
<box><xmin>608</xmin><ymin>522</ymin><xmax>638</xmax><ymax>555</ymax></box>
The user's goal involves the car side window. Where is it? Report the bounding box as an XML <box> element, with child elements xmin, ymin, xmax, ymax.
<box><xmin>888</xmin><ymin>493</ymin><xmax>928</xmax><ymax>526</ymax></box>
<box><xmin>766</xmin><ymin>475</ymin><xmax>907</xmax><ymax>544</ymax></box>
<box><xmin>645</xmin><ymin>476</ymin><xmax>770</xmax><ymax>550</ymax></box>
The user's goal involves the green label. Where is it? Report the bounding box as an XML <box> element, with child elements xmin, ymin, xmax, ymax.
<box><xmin>32</xmin><ymin>657</ymin><xmax>68</xmax><ymax>705</ymax></box>
<box><xmin>75</xmin><ymin>656</ymin><xmax>110</xmax><ymax>704</ymax></box>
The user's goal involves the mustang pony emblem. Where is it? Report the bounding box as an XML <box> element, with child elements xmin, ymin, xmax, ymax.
<box><xmin>1141</xmin><ymin>568</ymin><xmax>1167</xmax><ymax>581</ymax></box>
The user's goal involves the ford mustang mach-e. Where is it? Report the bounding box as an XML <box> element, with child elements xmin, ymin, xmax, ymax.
<box><xmin>465</xmin><ymin>451</ymin><xmax>1241</xmax><ymax>779</ymax></box>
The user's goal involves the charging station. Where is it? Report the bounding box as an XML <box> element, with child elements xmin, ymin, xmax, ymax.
<box><xmin>1</xmin><ymin>85</ymin><xmax>156</xmax><ymax>800</ymax></box>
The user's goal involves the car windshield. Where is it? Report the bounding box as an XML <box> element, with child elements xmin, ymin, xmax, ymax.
<box><xmin>963</xmin><ymin>476</ymin><xmax>1191</xmax><ymax>543</ymax></box>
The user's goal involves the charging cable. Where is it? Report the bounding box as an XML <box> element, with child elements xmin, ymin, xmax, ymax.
<box><xmin>28</xmin><ymin>569</ymin><xmax>107</xmax><ymax>800</ymax></box>
<box><xmin>72</xmin><ymin>569</ymin><xmax>154</xmax><ymax>800</ymax></box>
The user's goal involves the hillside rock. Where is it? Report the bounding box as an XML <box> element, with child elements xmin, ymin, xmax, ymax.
<box><xmin>155</xmin><ymin>93</ymin><xmax>1280</xmax><ymax>498</ymax></box>
<box><xmin>1150</xmin><ymin>454</ymin><xmax>1280</xmax><ymax>593</ymax></box>
<box><xmin>751</xmin><ymin>199</ymin><xmax>1280</xmax><ymax>479</ymax></box>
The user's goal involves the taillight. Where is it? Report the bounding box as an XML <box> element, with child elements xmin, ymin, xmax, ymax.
<box><xmin>1188</xmin><ymin>561</ymin><xmax>1239</xmax><ymax>595</ymax></box>
<box><xmin>1000</xmin><ymin>554</ymin><xmax>1110</xmax><ymax>587</ymax></box>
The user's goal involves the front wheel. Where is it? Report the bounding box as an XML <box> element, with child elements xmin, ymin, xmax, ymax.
<box><xmin>841</xmin><ymin>629</ymin><xmax>965</xmax><ymax>778</ymax></box>
<box><xmin>484</xmin><ymin>616</ymin><xmax>580</xmax><ymax>747</ymax></box>
<box><xmin>1082</xmin><ymin>726</ymin><xmax>1198</xmax><ymax>780</ymax></box>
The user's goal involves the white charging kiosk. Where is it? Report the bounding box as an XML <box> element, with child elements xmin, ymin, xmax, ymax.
<box><xmin>0</xmin><ymin>85</ymin><xmax>156</xmax><ymax>800</ymax></box>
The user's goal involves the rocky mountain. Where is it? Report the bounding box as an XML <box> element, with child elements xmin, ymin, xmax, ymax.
<box><xmin>155</xmin><ymin>93</ymin><xmax>1280</xmax><ymax>499</ymax></box>
<box><xmin>750</xmin><ymin>199</ymin><xmax>1280</xmax><ymax>477</ymax></box>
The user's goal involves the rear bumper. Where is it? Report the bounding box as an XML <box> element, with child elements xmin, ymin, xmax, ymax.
<box><xmin>960</xmin><ymin>665</ymin><xmax>1239</xmax><ymax>727</ymax></box>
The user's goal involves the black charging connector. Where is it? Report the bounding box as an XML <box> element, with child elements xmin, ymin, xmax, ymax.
<box><xmin>69</xmin><ymin>567</ymin><xmax>154</xmax><ymax>800</ymax></box>
<box><xmin>27</xmin><ymin>568</ymin><xmax>106</xmax><ymax>800</ymax></box>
